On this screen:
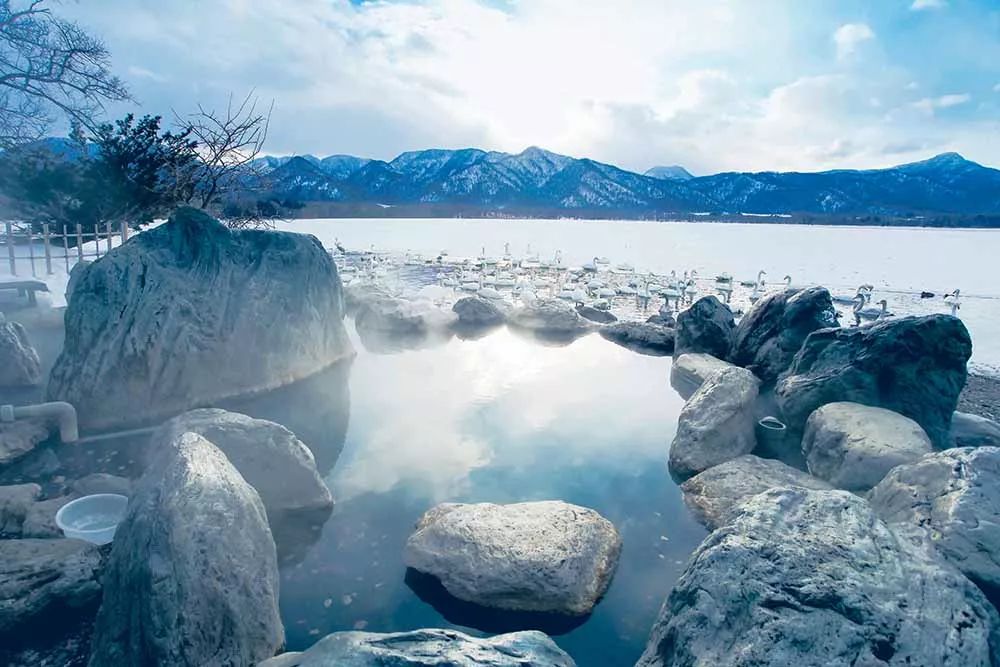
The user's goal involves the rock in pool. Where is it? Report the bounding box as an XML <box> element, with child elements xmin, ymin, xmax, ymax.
<box><xmin>258</xmin><ymin>629</ymin><xmax>576</xmax><ymax>667</ymax></box>
<box><xmin>669</xmin><ymin>353</ymin><xmax>734</xmax><ymax>400</ymax></box>
<box><xmin>775</xmin><ymin>314</ymin><xmax>971</xmax><ymax>449</ymax></box>
<box><xmin>673</xmin><ymin>296</ymin><xmax>735</xmax><ymax>359</ymax></box>
<box><xmin>0</xmin><ymin>313</ymin><xmax>41</xmax><ymax>387</ymax></box>
<box><xmin>153</xmin><ymin>408</ymin><xmax>333</xmax><ymax>526</ymax></box>
<box><xmin>0</xmin><ymin>483</ymin><xmax>41</xmax><ymax>536</ymax></box>
<box><xmin>637</xmin><ymin>487</ymin><xmax>1000</xmax><ymax>667</ymax></box>
<box><xmin>68</xmin><ymin>472</ymin><xmax>133</xmax><ymax>497</ymax></box>
<box><xmin>0</xmin><ymin>419</ymin><xmax>49</xmax><ymax>468</ymax></box>
<box><xmin>668</xmin><ymin>366</ymin><xmax>759</xmax><ymax>478</ymax></box>
<box><xmin>680</xmin><ymin>454</ymin><xmax>832</xmax><ymax>530</ymax></box>
<box><xmin>88</xmin><ymin>431</ymin><xmax>283</xmax><ymax>666</ymax></box>
<box><xmin>576</xmin><ymin>303</ymin><xmax>617</xmax><ymax>324</ymax></box>
<box><xmin>355</xmin><ymin>294</ymin><xmax>458</xmax><ymax>337</ymax></box>
<box><xmin>508</xmin><ymin>299</ymin><xmax>594</xmax><ymax>340</ymax></box>
<box><xmin>47</xmin><ymin>207</ymin><xmax>353</xmax><ymax>430</ymax></box>
<box><xmin>599</xmin><ymin>322</ymin><xmax>674</xmax><ymax>356</ymax></box>
<box><xmin>801</xmin><ymin>402</ymin><xmax>933</xmax><ymax>491</ymax></box>
<box><xmin>949</xmin><ymin>411</ymin><xmax>1000</xmax><ymax>448</ymax></box>
<box><xmin>729</xmin><ymin>287</ymin><xmax>838</xmax><ymax>384</ymax></box>
<box><xmin>869</xmin><ymin>446</ymin><xmax>1000</xmax><ymax>601</ymax></box>
<box><xmin>0</xmin><ymin>538</ymin><xmax>102</xmax><ymax>637</ymax></box>
<box><xmin>453</xmin><ymin>296</ymin><xmax>507</xmax><ymax>328</ymax></box>
<box><xmin>403</xmin><ymin>500</ymin><xmax>621</xmax><ymax>616</ymax></box>
<box><xmin>646</xmin><ymin>311</ymin><xmax>676</xmax><ymax>328</ymax></box>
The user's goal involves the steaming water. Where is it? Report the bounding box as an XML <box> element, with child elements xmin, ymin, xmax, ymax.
<box><xmin>279</xmin><ymin>218</ymin><xmax>1000</xmax><ymax>373</ymax></box>
<box><xmin>279</xmin><ymin>325</ymin><xmax>705</xmax><ymax>666</ymax></box>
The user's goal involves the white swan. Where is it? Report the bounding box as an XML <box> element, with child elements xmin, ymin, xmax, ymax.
<box><xmin>944</xmin><ymin>289</ymin><xmax>962</xmax><ymax>316</ymax></box>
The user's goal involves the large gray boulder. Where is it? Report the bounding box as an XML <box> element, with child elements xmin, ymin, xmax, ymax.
<box><xmin>154</xmin><ymin>408</ymin><xmax>333</xmax><ymax>526</ymax></box>
<box><xmin>673</xmin><ymin>296</ymin><xmax>735</xmax><ymax>359</ymax></box>
<box><xmin>869</xmin><ymin>447</ymin><xmax>1000</xmax><ymax>600</ymax></box>
<box><xmin>0</xmin><ymin>483</ymin><xmax>41</xmax><ymax>536</ymax></box>
<box><xmin>669</xmin><ymin>353</ymin><xmax>734</xmax><ymax>400</ymax></box>
<box><xmin>637</xmin><ymin>488</ymin><xmax>1000</xmax><ymax>667</ymax></box>
<box><xmin>0</xmin><ymin>538</ymin><xmax>102</xmax><ymax>637</ymax></box>
<box><xmin>47</xmin><ymin>207</ymin><xmax>353</xmax><ymax>430</ymax></box>
<box><xmin>576</xmin><ymin>303</ymin><xmax>617</xmax><ymax>324</ymax></box>
<box><xmin>258</xmin><ymin>629</ymin><xmax>576</xmax><ymax>667</ymax></box>
<box><xmin>403</xmin><ymin>501</ymin><xmax>621</xmax><ymax>615</ymax></box>
<box><xmin>508</xmin><ymin>299</ymin><xmax>594</xmax><ymax>339</ymax></box>
<box><xmin>21</xmin><ymin>494</ymin><xmax>76</xmax><ymax>538</ymax></box>
<box><xmin>88</xmin><ymin>432</ymin><xmax>283</xmax><ymax>666</ymax></box>
<box><xmin>599</xmin><ymin>322</ymin><xmax>674</xmax><ymax>356</ymax></box>
<box><xmin>950</xmin><ymin>411</ymin><xmax>1000</xmax><ymax>449</ymax></box>
<box><xmin>802</xmin><ymin>402</ymin><xmax>933</xmax><ymax>491</ymax></box>
<box><xmin>668</xmin><ymin>366</ymin><xmax>759</xmax><ymax>478</ymax></box>
<box><xmin>0</xmin><ymin>314</ymin><xmax>41</xmax><ymax>387</ymax></box>
<box><xmin>0</xmin><ymin>420</ymin><xmax>48</xmax><ymax>468</ymax></box>
<box><xmin>775</xmin><ymin>315</ymin><xmax>971</xmax><ymax>448</ymax></box>
<box><xmin>680</xmin><ymin>455</ymin><xmax>832</xmax><ymax>530</ymax></box>
<box><xmin>729</xmin><ymin>287</ymin><xmax>838</xmax><ymax>384</ymax></box>
<box><xmin>453</xmin><ymin>296</ymin><xmax>506</xmax><ymax>328</ymax></box>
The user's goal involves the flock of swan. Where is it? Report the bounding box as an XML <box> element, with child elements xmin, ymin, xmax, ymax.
<box><xmin>331</xmin><ymin>241</ymin><xmax>964</xmax><ymax>324</ymax></box>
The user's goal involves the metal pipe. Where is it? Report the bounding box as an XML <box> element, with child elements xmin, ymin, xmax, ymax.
<box><xmin>0</xmin><ymin>402</ymin><xmax>79</xmax><ymax>443</ymax></box>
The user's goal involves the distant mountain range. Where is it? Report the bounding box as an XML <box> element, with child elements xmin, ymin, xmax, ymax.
<box><xmin>253</xmin><ymin>147</ymin><xmax>1000</xmax><ymax>224</ymax></box>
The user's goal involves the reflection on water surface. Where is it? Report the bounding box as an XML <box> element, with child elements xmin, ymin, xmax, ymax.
<box><xmin>279</xmin><ymin>325</ymin><xmax>707</xmax><ymax>666</ymax></box>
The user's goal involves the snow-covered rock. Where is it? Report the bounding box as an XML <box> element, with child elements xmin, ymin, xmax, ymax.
<box><xmin>949</xmin><ymin>411</ymin><xmax>1000</xmax><ymax>449</ymax></box>
<box><xmin>0</xmin><ymin>313</ymin><xmax>41</xmax><ymax>387</ymax></box>
<box><xmin>669</xmin><ymin>353</ymin><xmax>734</xmax><ymax>400</ymax></box>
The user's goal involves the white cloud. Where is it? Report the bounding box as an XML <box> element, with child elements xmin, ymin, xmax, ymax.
<box><xmin>994</xmin><ymin>83</ymin><xmax>1000</xmax><ymax>93</ymax></box>
<box><xmin>913</xmin><ymin>93</ymin><xmax>972</xmax><ymax>114</ymax></box>
<box><xmin>833</xmin><ymin>23</ymin><xmax>875</xmax><ymax>60</ymax></box>
<box><xmin>910</xmin><ymin>0</ymin><xmax>947</xmax><ymax>10</ymax></box>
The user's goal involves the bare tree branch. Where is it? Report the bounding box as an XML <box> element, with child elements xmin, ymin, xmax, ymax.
<box><xmin>0</xmin><ymin>0</ymin><xmax>129</xmax><ymax>148</ymax></box>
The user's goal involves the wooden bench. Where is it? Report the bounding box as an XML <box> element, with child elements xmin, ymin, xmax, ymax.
<box><xmin>0</xmin><ymin>279</ymin><xmax>49</xmax><ymax>306</ymax></box>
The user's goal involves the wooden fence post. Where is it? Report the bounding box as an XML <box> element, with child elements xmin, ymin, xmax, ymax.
<box><xmin>76</xmin><ymin>224</ymin><xmax>84</xmax><ymax>263</ymax></box>
<box><xmin>93</xmin><ymin>225</ymin><xmax>100</xmax><ymax>258</ymax></box>
<box><xmin>27</xmin><ymin>229</ymin><xmax>36</xmax><ymax>278</ymax></box>
<box><xmin>5</xmin><ymin>222</ymin><xmax>15</xmax><ymax>277</ymax></box>
<box><xmin>62</xmin><ymin>226</ymin><xmax>70</xmax><ymax>272</ymax></box>
<box><xmin>42</xmin><ymin>224</ymin><xmax>52</xmax><ymax>275</ymax></box>
<box><xmin>121</xmin><ymin>221</ymin><xmax>129</xmax><ymax>243</ymax></box>
<box><xmin>105</xmin><ymin>223</ymin><xmax>113</xmax><ymax>254</ymax></box>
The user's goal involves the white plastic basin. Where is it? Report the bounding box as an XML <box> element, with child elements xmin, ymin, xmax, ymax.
<box><xmin>55</xmin><ymin>493</ymin><xmax>128</xmax><ymax>545</ymax></box>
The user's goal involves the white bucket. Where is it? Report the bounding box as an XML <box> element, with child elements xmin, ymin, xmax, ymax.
<box><xmin>55</xmin><ymin>493</ymin><xmax>129</xmax><ymax>545</ymax></box>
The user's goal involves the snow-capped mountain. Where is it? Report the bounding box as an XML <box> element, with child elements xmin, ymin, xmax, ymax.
<box><xmin>645</xmin><ymin>165</ymin><xmax>694</xmax><ymax>181</ymax></box>
<box><xmin>198</xmin><ymin>146</ymin><xmax>1000</xmax><ymax>220</ymax></box>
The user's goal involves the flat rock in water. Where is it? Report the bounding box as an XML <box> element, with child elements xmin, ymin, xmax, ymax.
<box><xmin>0</xmin><ymin>538</ymin><xmax>102</xmax><ymax>637</ymax></box>
<box><xmin>453</xmin><ymin>296</ymin><xmax>506</xmax><ymax>328</ymax></box>
<box><xmin>775</xmin><ymin>314</ymin><xmax>971</xmax><ymax>448</ymax></box>
<box><xmin>668</xmin><ymin>366</ymin><xmax>759</xmax><ymax>478</ymax></box>
<box><xmin>729</xmin><ymin>287</ymin><xmax>838</xmax><ymax>384</ymax></box>
<box><xmin>949</xmin><ymin>411</ymin><xmax>1000</xmax><ymax>448</ymax></box>
<box><xmin>869</xmin><ymin>446</ymin><xmax>1000</xmax><ymax>600</ymax></box>
<box><xmin>0</xmin><ymin>314</ymin><xmax>41</xmax><ymax>387</ymax></box>
<box><xmin>0</xmin><ymin>483</ymin><xmax>41</xmax><ymax>536</ymax></box>
<box><xmin>669</xmin><ymin>353</ymin><xmax>734</xmax><ymax>400</ymax></box>
<box><xmin>0</xmin><ymin>420</ymin><xmax>49</xmax><ymax>468</ymax></box>
<box><xmin>47</xmin><ymin>207</ymin><xmax>353</xmax><ymax>430</ymax></box>
<box><xmin>258</xmin><ymin>629</ymin><xmax>576</xmax><ymax>667</ymax></box>
<box><xmin>154</xmin><ymin>408</ymin><xmax>333</xmax><ymax>526</ymax></box>
<box><xmin>802</xmin><ymin>402</ymin><xmax>933</xmax><ymax>491</ymax></box>
<box><xmin>680</xmin><ymin>455</ymin><xmax>832</xmax><ymax>530</ymax></box>
<box><xmin>673</xmin><ymin>296</ymin><xmax>735</xmax><ymax>359</ymax></box>
<box><xmin>508</xmin><ymin>299</ymin><xmax>594</xmax><ymax>339</ymax></box>
<box><xmin>576</xmin><ymin>304</ymin><xmax>617</xmax><ymax>324</ymax></box>
<box><xmin>87</xmin><ymin>432</ymin><xmax>283</xmax><ymax>667</ymax></box>
<box><xmin>637</xmin><ymin>488</ymin><xmax>1000</xmax><ymax>667</ymax></box>
<box><xmin>403</xmin><ymin>501</ymin><xmax>621</xmax><ymax>615</ymax></box>
<box><xmin>599</xmin><ymin>322</ymin><xmax>674</xmax><ymax>356</ymax></box>
<box><xmin>646</xmin><ymin>311</ymin><xmax>676</xmax><ymax>327</ymax></box>
<box><xmin>356</xmin><ymin>295</ymin><xmax>457</xmax><ymax>336</ymax></box>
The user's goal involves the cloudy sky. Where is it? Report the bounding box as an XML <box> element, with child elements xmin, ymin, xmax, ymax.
<box><xmin>61</xmin><ymin>0</ymin><xmax>1000</xmax><ymax>174</ymax></box>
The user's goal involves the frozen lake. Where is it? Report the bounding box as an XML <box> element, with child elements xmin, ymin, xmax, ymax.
<box><xmin>279</xmin><ymin>217</ymin><xmax>1000</xmax><ymax>373</ymax></box>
